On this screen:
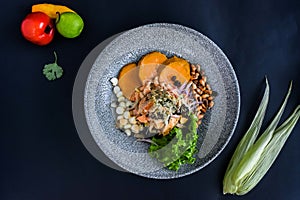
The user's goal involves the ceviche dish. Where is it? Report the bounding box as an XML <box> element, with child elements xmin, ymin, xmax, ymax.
<box><xmin>110</xmin><ymin>51</ymin><xmax>215</xmax><ymax>171</ymax></box>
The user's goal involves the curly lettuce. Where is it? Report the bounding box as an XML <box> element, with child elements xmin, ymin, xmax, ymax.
<box><xmin>149</xmin><ymin>114</ymin><xmax>199</xmax><ymax>171</ymax></box>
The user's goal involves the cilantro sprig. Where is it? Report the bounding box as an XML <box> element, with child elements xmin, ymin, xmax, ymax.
<box><xmin>43</xmin><ymin>51</ymin><xmax>63</xmax><ymax>81</ymax></box>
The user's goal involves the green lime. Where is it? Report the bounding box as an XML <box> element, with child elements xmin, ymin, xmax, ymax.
<box><xmin>56</xmin><ymin>12</ymin><xmax>84</xmax><ymax>38</ymax></box>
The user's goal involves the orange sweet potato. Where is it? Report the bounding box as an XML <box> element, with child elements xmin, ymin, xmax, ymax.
<box><xmin>118</xmin><ymin>63</ymin><xmax>136</xmax><ymax>79</ymax></box>
<box><xmin>118</xmin><ymin>63</ymin><xmax>142</xmax><ymax>99</ymax></box>
<box><xmin>138</xmin><ymin>51</ymin><xmax>167</xmax><ymax>83</ymax></box>
<box><xmin>159</xmin><ymin>56</ymin><xmax>190</xmax><ymax>86</ymax></box>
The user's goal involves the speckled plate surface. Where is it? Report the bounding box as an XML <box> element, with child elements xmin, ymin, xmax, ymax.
<box><xmin>84</xmin><ymin>23</ymin><xmax>240</xmax><ymax>179</ymax></box>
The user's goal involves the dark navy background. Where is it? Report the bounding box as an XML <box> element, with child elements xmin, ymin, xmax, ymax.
<box><xmin>1</xmin><ymin>0</ymin><xmax>299</xmax><ymax>199</ymax></box>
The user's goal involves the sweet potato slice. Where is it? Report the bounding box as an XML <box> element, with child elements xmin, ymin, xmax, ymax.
<box><xmin>118</xmin><ymin>63</ymin><xmax>136</xmax><ymax>79</ymax></box>
<box><xmin>138</xmin><ymin>51</ymin><xmax>167</xmax><ymax>83</ymax></box>
<box><xmin>163</xmin><ymin>56</ymin><xmax>182</xmax><ymax>65</ymax></box>
<box><xmin>159</xmin><ymin>56</ymin><xmax>191</xmax><ymax>86</ymax></box>
<box><xmin>118</xmin><ymin>64</ymin><xmax>142</xmax><ymax>99</ymax></box>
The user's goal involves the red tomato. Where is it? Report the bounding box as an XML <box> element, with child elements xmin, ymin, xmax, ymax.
<box><xmin>21</xmin><ymin>12</ymin><xmax>54</xmax><ymax>46</ymax></box>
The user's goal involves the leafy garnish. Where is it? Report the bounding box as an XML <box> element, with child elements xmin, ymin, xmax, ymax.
<box><xmin>43</xmin><ymin>51</ymin><xmax>63</xmax><ymax>80</ymax></box>
<box><xmin>149</xmin><ymin>114</ymin><xmax>199</xmax><ymax>171</ymax></box>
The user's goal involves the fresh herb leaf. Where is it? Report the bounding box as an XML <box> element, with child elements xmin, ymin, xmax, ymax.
<box><xmin>43</xmin><ymin>51</ymin><xmax>63</xmax><ymax>80</ymax></box>
<box><xmin>149</xmin><ymin>114</ymin><xmax>199</xmax><ymax>171</ymax></box>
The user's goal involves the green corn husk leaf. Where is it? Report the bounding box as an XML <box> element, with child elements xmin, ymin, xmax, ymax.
<box><xmin>236</xmin><ymin>105</ymin><xmax>300</xmax><ymax>195</ymax></box>
<box><xmin>223</xmin><ymin>79</ymin><xmax>299</xmax><ymax>195</ymax></box>
<box><xmin>231</xmin><ymin>81</ymin><xmax>292</xmax><ymax>186</ymax></box>
<box><xmin>223</xmin><ymin>78</ymin><xmax>270</xmax><ymax>194</ymax></box>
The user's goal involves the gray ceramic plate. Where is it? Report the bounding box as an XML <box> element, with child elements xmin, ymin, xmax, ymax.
<box><xmin>84</xmin><ymin>23</ymin><xmax>240</xmax><ymax>179</ymax></box>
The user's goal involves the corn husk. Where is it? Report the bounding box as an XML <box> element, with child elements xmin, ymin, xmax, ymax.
<box><xmin>223</xmin><ymin>78</ymin><xmax>299</xmax><ymax>195</ymax></box>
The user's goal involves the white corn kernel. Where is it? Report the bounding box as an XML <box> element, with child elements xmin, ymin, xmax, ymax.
<box><xmin>110</xmin><ymin>78</ymin><xmax>118</xmax><ymax>86</ymax></box>
<box><xmin>116</xmin><ymin>91</ymin><xmax>123</xmax><ymax>98</ymax></box>
<box><xmin>113</xmin><ymin>86</ymin><xmax>120</xmax><ymax>94</ymax></box>
<box><xmin>124</xmin><ymin>124</ymin><xmax>132</xmax><ymax>129</ymax></box>
<box><xmin>129</xmin><ymin>117</ymin><xmax>136</xmax><ymax>124</ymax></box>
<box><xmin>125</xmin><ymin>129</ymin><xmax>131</xmax><ymax>136</ymax></box>
<box><xmin>118</xmin><ymin>96</ymin><xmax>125</xmax><ymax>102</ymax></box>
<box><xmin>125</xmin><ymin>100</ymin><xmax>133</xmax><ymax>107</ymax></box>
<box><xmin>119</xmin><ymin>102</ymin><xmax>126</xmax><ymax>108</ymax></box>
<box><xmin>123</xmin><ymin>111</ymin><xmax>130</xmax><ymax>119</ymax></box>
<box><xmin>117</xmin><ymin>115</ymin><xmax>123</xmax><ymax>120</ymax></box>
<box><xmin>116</xmin><ymin>107</ymin><xmax>124</xmax><ymax>114</ymax></box>
<box><xmin>119</xmin><ymin>118</ymin><xmax>128</xmax><ymax>126</ymax></box>
<box><xmin>131</xmin><ymin>125</ymin><xmax>140</xmax><ymax>134</ymax></box>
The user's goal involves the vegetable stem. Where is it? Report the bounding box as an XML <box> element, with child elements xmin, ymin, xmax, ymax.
<box><xmin>53</xmin><ymin>51</ymin><xmax>58</xmax><ymax>63</ymax></box>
